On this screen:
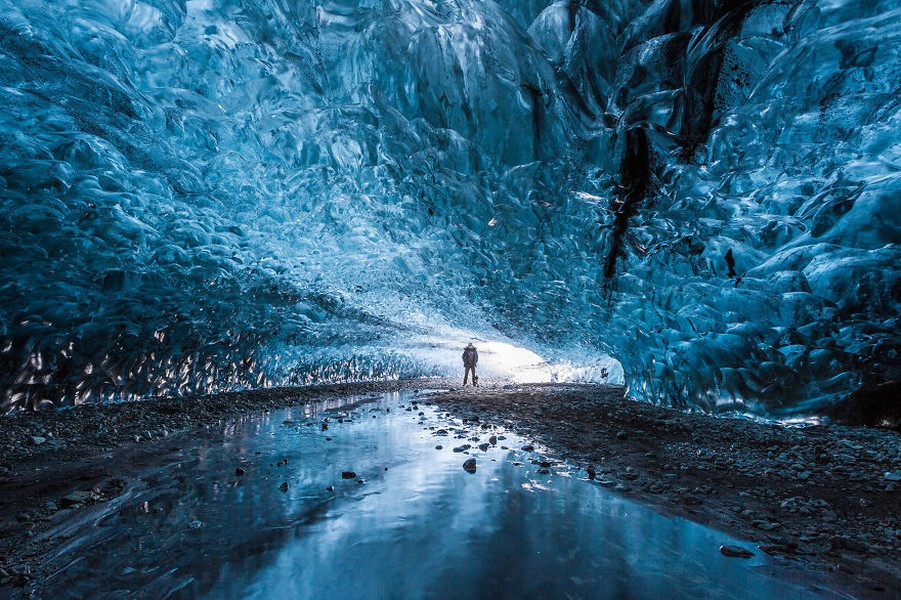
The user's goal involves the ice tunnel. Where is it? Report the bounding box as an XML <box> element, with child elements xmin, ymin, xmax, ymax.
<box><xmin>0</xmin><ymin>0</ymin><xmax>898</xmax><ymax>418</ymax></box>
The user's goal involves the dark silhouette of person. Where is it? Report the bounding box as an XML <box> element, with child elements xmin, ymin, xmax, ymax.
<box><xmin>462</xmin><ymin>343</ymin><xmax>479</xmax><ymax>386</ymax></box>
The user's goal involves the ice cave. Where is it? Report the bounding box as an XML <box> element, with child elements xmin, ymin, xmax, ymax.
<box><xmin>0</xmin><ymin>0</ymin><xmax>899</xmax><ymax>598</ymax></box>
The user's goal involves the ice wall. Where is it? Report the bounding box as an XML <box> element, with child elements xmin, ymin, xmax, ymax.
<box><xmin>0</xmin><ymin>0</ymin><xmax>898</xmax><ymax>417</ymax></box>
<box><xmin>586</xmin><ymin>0</ymin><xmax>901</xmax><ymax>416</ymax></box>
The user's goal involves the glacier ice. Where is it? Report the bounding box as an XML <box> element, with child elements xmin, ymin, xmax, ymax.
<box><xmin>0</xmin><ymin>0</ymin><xmax>898</xmax><ymax>418</ymax></box>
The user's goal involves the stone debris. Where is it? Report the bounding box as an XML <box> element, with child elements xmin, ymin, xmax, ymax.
<box><xmin>720</xmin><ymin>545</ymin><xmax>754</xmax><ymax>558</ymax></box>
<box><xmin>60</xmin><ymin>491</ymin><xmax>93</xmax><ymax>508</ymax></box>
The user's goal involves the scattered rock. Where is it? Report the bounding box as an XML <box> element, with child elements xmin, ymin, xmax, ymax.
<box><xmin>463</xmin><ymin>458</ymin><xmax>477</xmax><ymax>473</ymax></box>
<box><xmin>279</xmin><ymin>482</ymin><xmax>289</xmax><ymax>492</ymax></box>
<box><xmin>435</xmin><ymin>445</ymin><xmax>443</xmax><ymax>450</ymax></box>
<box><xmin>521</xmin><ymin>444</ymin><xmax>535</xmax><ymax>452</ymax></box>
<box><xmin>453</xmin><ymin>444</ymin><xmax>471</xmax><ymax>453</ymax></box>
<box><xmin>752</xmin><ymin>520</ymin><xmax>782</xmax><ymax>531</ymax></box>
<box><xmin>29</xmin><ymin>436</ymin><xmax>47</xmax><ymax>446</ymax></box>
<box><xmin>884</xmin><ymin>472</ymin><xmax>901</xmax><ymax>482</ymax></box>
<box><xmin>341</xmin><ymin>471</ymin><xmax>357</xmax><ymax>479</ymax></box>
<box><xmin>720</xmin><ymin>545</ymin><xmax>754</xmax><ymax>558</ymax></box>
<box><xmin>188</xmin><ymin>519</ymin><xmax>203</xmax><ymax>529</ymax></box>
<box><xmin>60</xmin><ymin>491</ymin><xmax>92</xmax><ymax>508</ymax></box>
<box><xmin>616</xmin><ymin>431</ymin><xmax>628</xmax><ymax>440</ymax></box>
<box><xmin>235</xmin><ymin>467</ymin><xmax>245</xmax><ymax>476</ymax></box>
<box><xmin>326</xmin><ymin>485</ymin><xmax>334</xmax><ymax>492</ymax></box>
<box><xmin>488</xmin><ymin>435</ymin><xmax>497</xmax><ymax>445</ymax></box>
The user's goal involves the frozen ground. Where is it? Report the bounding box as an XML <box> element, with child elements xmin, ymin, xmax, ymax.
<box><xmin>0</xmin><ymin>380</ymin><xmax>898</xmax><ymax>597</ymax></box>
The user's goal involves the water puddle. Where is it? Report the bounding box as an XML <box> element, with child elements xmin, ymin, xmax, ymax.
<box><xmin>36</xmin><ymin>391</ymin><xmax>828</xmax><ymax>598</ymax></box>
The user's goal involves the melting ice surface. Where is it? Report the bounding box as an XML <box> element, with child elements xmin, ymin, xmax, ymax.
<box><xmin>36</xmin><ymin>391</ymin><xmax>829</xmax><ymax>599</ymax></box>
<box><xmin>1</xmin><ymin>0</ymin><xmax>899</xmax><ymax>414</ymax></box>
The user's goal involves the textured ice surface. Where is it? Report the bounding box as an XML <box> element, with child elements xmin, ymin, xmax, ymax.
<box><xmin>0</xmin><ymin>0</ymin><xmax>898</xmax><ymax>414</ymax></box>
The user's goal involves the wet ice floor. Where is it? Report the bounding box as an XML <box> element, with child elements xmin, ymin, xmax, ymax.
<box><xmin>37</xmin><ymin>391</ymin><xmax>828</xmax><ymax>599</ymax></box>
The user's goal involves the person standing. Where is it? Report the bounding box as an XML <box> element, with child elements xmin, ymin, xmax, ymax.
<box><xmin>462</xmin><ymin>343</ymin><xmax>479</xmax><ymax>386</ymax></box>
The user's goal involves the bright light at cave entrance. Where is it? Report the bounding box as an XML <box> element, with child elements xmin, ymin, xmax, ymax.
<box><xmin>475</xmin><ymin>342</ymin><xmax>552</xmax><ymax>384</ymax></box>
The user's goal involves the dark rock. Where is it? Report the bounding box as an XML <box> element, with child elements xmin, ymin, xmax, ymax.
<box><xmin>463</xmin><ymin>458</ymin><xmax>477</xmax><ymax>473</ymax></box>
<box><xmin>521</xmin><ymin>444</ymin><xmax>535</xmax><ymax>452</ymax></box>
<box><xmin>586</xmin><ymin>466</ymin><xmax>597</xmax><ymax>480</ymax></box>
<box><xmin>60</xmin><ymin>491</ymin><xmax>92</xmax><ymax>507</ymax></box>
<box><xmin>279</xmin><ymin>482</ymin><xmax>289</xmax><ymax>492</ymax></box>
<box><xmin>29</xmin><ymin>436</ymin><xmax>47</xmax><ymax>446</ymax></box>
<box><xmin>326</xmin><ymin>485</ymin><xmax>334</xmax><ymax>492</ymax></box>
<box><xmin>341</xmin><ymin>471</ymin><xmax>357</xmax><ymax>479</ymax></box>
<box><xmin>435</xmin><ymin>445</ymin><xmax>443</xmax><ymax>450</ymax></box>
<box><xmin>478</xmin><ymin>443</ymin><xmax>490</xmax><ymax>452</ymax></box>
<box><xmin>235</xmin><ymin>467</ymin><xmax>245</xmax><ymax>476</ymax></box>
<box><xmin>720</xmin><ymin>545</ymin><xmax>754</xmax><ymax>558</ymax></box>
<box><xmin>616</xmin><ymin>431</ymin><xmax>628</xmax><ymax>440</ymax></box>
<box><xmin>453</xmin><ymin>444</ymin><xmax>471</xmax><ymax>453</ymax></box>
<box><xmin>489</xmin><ymin>435</ymin><xmax>497</xmax><ymax>445</ymax></box>
<box><xmin>758</xmin><ymin>543</ymin><xmax>795</xmax><ymax>555</ymax></box>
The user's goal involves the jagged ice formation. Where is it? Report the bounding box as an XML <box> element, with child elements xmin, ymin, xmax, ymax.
<box><xmin>1</xmin><ymin>0</ymin><xmax>899</xmax><ymax>418</ymax></box>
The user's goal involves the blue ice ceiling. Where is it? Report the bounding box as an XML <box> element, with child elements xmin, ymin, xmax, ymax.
<box><xmin>1</xmin><ymin>0</ymin><xmax>899</xmax><ymax>415</ymax></box>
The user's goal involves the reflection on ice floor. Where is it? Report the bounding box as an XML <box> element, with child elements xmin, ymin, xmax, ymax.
<box><xmin>38</xmin><ymin>391</ymin><xmax>826</xmax><ymax>599</ymax></box>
